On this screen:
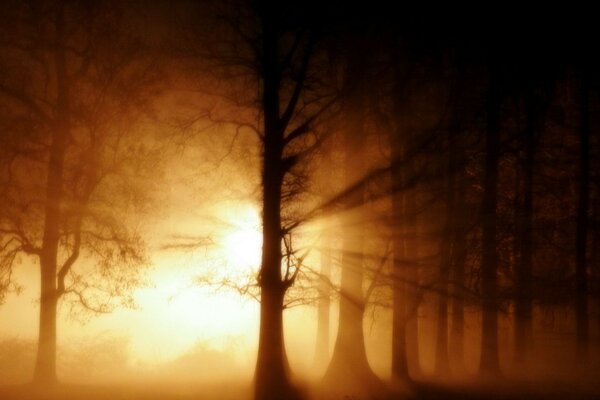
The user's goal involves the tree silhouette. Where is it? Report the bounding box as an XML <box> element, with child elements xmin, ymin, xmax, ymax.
<box><xmin>180</xmin><ymin>1</ymin><xmax>337</xmax><ymax>398</ymax></box>
<box><xmin>0</xmin><ymin>0</ymin><xmax>158</xmax><ymax>383</ymax></box>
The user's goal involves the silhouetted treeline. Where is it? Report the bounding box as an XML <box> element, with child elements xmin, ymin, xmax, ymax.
<box><xmin>311</xmin><ymin>3</ymin><xmax>600</xmax><ymax>389</ymax></box>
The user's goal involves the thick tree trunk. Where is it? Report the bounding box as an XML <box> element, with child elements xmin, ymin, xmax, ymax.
<box><xmin>33</xmin><ymin>3</ymin><xmax>68</xmax><ymax>384</ymax></box>
<box><xmin>479</xmin><ymin>76</ymin><xmax>501</xmax><ymax>377</ymax></box>
<box><xmin>255</xmin><ymin>283</ymin><xmax>290</xmax><ymax>400</ymax></box>
<box><xmin>392</xmin><ymin>269</ymin><xmax>409</xmax><ymax>379</ymax></box>
<box><xmin>575</xmin><ymin>69</ymin><xmax>590</xmax><ymax>362</ymax></box>
<box><xmin>254</xmin><ymin>7</ymin><xmax>294</xmax><ymax>399</ymax></box>
<box><xmin>255</xmin><ymin>166</ymin><xmax>289</xmax><ymax>399</ymax></box>
<box><xmin>325</xmin><ymin>220</ymin><xmax>373</xmax><ymax>382</ymax></box>
<box><xmin>323</xmin><ymin>50</ymin><xmax>380</xmax><ymax>394</ymax></box>
<box><xmin>323</xmin><ymin>141</ymin><xmax>378</xmax><ymax>391</ymax></box>
<box><xmin>34</xmin><ymin>262</ymin><xmax>59</xmax><ymax>384</ymax></box>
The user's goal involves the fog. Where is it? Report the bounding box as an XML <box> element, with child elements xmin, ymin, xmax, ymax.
<box><xmin>1</xmin><ymin>1</ymin><xmax>600</xmax><ymax>400</ymax></box>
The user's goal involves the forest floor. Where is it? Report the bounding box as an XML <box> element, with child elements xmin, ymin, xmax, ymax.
<box><xmin>410</xmin><ymin>379</ymin><xmax>600</xmax><ymax>400</ymax></box>
<box><xmin>1</xmin><ymin>379</ymin><xmax>599</xmax><ymax>400</ymax></box>
<box><xmin>0</xmin><ymin>382</ymin><xmax>252</xmax><ymax>400</ymax></box>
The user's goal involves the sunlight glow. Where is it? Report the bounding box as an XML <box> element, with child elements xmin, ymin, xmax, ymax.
<box><xmin>120</xmin><ymin>204</ymin><xmax>263</xmax><ymax>363</ymax></box>
<box><xmin>220</xmin><ymin>206</ymin><xmax>262</xmax><ymax>273</ymax></box>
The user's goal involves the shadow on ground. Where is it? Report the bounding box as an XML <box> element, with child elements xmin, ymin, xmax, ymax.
<box><xmin>1</xmin><ymin>379</ymin><xmax>599</xmax><ymax>400</ymax></box>
<box><xmin>410</xmin><ymin>379</ymin><xmax>600</xmax><ymax>400</ymax></box>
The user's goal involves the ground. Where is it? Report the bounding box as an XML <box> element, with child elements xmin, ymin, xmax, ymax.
<box><xmin>1</xmin><ymin>379</ymin><xmax>599</xmax><ymax>400</ymax></box>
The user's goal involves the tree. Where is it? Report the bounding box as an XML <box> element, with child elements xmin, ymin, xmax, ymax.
<box><xmin>321</xmin><ymin>41</ymin><xmax>383</xmax><ymax>395</ymax></box>
<box><xmin>390</xmin><ymin>78</ymin><xmax>422</xmax><ymax>382</ymax></box>
<box><xmin>575</xmin><ymin>65</ymin><xmax>591</xmax><ymax>362</ymax></box>
<box><xmin>171</xmin><ymin>1</ymin><xmax>337</xmax><ymax>396</ymax></box>
<box><xmin>313</xmin><ymin>141</ymin><xmax>335</xmax><ymax>371</ymax></box>
<box><xmin>254</xmin><ymin>4</ymin><xmax>333</xmax><ymax>396</ymax></box>
<box><xmin>513</xmin><ymin>69</ymin><xmax>553</xmax><ymax>367</ymax></box>
<box><xmin>186</xmin><ymin>1</ymin><xmax>335</xmax><ymax>398</ymax></box>
<box><xmin>479</xmin><ymin>62</ymin><xmax>503</xmax><ymax>377</ymax></box>
<box><xmin>0</xmin><ymin>0</ymin><xmax>158</xmax><ymax>383</ymax></box>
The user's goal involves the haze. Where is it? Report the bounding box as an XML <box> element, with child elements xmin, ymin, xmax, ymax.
<box><xmin>0</xmin><ymin>1</ymin><xmax>599</xmax><ymax>400</ymax></box>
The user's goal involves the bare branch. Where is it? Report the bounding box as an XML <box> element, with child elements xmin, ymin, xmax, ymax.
<box><xmin>160</xmin><ymin>235</ymin><xmax>214</xmax><ymax>251</ymax></box>
<box><xmin>279</xmin><ymin>35</ymin><xmax>314</xmax><ymax>130</ymax></box>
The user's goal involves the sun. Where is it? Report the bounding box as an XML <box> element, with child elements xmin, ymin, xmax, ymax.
<box><xmin>118</xmin><ymin>203</ymin><xmax>264</xmax><ymax>363</ymax></box>
<box><xmin>220</xmin><ymin>205</ymin><xmax>262</xmax><ymax>273</ymax></box>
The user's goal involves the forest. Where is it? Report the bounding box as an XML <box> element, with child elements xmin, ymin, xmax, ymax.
<box><xmin>0</xmin><ymin>1</ymin><xmax>599</xmax><ymax>400</ymax></box>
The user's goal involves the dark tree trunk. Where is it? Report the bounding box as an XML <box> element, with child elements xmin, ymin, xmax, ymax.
<box><xmin>575</xmin><ymin>69</ymin><xmax>590</xmax><ymax>362</ymax></box>
<box><xmin>390</xmin><ymin>118</ymin><xmax>421</xmax><ymax>380</ymax></box>
<box><xmin>390</xmin><ymin>115</ymin><xmax>422</xmax><ymax>379</ymax></box>
<box><xmin>450</xmin><ymin>166</ymin><xmax>467</xmax><ymax>372</ymax></box>
<box><xmin>593</xmin><ymin>198</ymin><xmax>600</xmax><ymax>339</ymax></box>
<box><xmin>254</xmin><ymin>7</ymin><xmax>294</xmax><ymax>400</ymax></box>
<box><xmin>435</xmin><ymin>130</ymin><xmax>457</xmax><ymax>376</ymax></box>
<box><xmin>33</xmin><ymin>3</ymin><xmax>68</xmax><ymax>384</ymax></box>
<box><xmin>255</xmin><ymin>282</ymin><xmax>289</xmax><ymax>400</ymax></box>
<box><xmin>391</xmin><ymin>136</ymin><xmax>409</xmax><ymax>381</ymax></box>
<box><xmin>479</xmin><ymin>75</ymin><xmax>501</xmax><ymax>377</ymax></box>
<box><xmin>514</xmin><ymin>93</ymin><xmax>536</xmax><ymax>367</ymax></box>
<box><xmin>405</xmin><ymin>198</ymin><xmax>422</xmax><ymax>378</ymax></box>
<box><xmin>435</xmin><ymin>246</ymin><xmax>451</xmax><ymax>376</ymax></box>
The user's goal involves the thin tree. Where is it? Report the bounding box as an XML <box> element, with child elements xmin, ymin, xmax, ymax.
<box><xmin>575</xmin><ymin>65</ymin><xmax>591</xmax><ymax>362</ymax></box>
<box><xmin>479</xmin><ymin>63</ymin><xmax>503</xmax><ymax>377</ymax></box>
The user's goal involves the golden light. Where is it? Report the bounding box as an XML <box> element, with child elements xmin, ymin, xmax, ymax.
<box><xmin>219</xmin><ymin>205</ymin><xmax>262</xmax><ymax>274</ymax></box>
<box><xmin>82</xmin><ymin>203</ymin><xmax>265</xmax><ymax>364</ymax></box>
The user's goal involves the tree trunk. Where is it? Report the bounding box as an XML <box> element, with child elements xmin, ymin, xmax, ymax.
<box><xmin>405</xmin><ymin>196</ymin><xmax>422</xmax><ymax>378</ymax></box>
<box><xmin>323</xmin><ymin>50</ymin><xmax>379</xmax><ymax>394</ymax></box>
<box><xmin>575</xmin><ymin>68</ymin><xmax>590</xmax><ymax>362</ymax></box>
<box><xmin>325</xmin><ymin>216</ymin><xmax>372</xmax><ymax>382</ymax></box>
<box><xmin>514</xmin><ymin>92</ymin><xmax>536</xmax><ymax>367</ymax></box>
<box><xmin>435</xmin><ymin>264</ymin><xmax>450</xmax><ymax>376</ymax></box>
<box><xmin>479</xmin><ymin>75</ymin><xmax>501</xmax><ymax>377</ymax></box>
<box><xmin>435</xmin><ymin>132</ymin><xmax>456</xmax><ymax>376</ymax></box>
<box><xmin>33</xmin><ymin>3</ymin><xmax>68</xmax><ymax>384</ymax></box>
<box><xmin>314</xmin><ymin>219</ymin><xmax>331</xmax><ymax>370</ymax></box>
<box><xmin>254</xmin><ymin>7</ymin><xmax>294</xmax><ymax>399</ymax></box>
<box><xmin>323</xmin><ymin>140</ymin><xmax>378</xmax><ymax>391</ymax></box>
<box><xmin>450</xmin><ymin>166</ymin><xmax>467</xmax><ymax>372</ymax></box>
<box><xmin>255</xmin><ymin>283</ymin><xmax>290</xmax><ymax>400</ymax></box>
<box><xmin>390</xmin><ymin>108</ymin><xmax>421</xmax><ymax>380</ymax></box>
<box><xmin>391</xmin><ymin>136</ymin><xmax>409</xmax><ymax>380</ymax></box>
<box><xmin>34</xmin><ymin>262</ymin><xmax>59</xmax><ymax>384</ymax></box>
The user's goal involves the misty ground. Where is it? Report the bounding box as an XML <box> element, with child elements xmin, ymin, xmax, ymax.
<box><xmin>1</xmin><ymin>379</ymin><xmax>600</xmax><ymax>400</ymax></box>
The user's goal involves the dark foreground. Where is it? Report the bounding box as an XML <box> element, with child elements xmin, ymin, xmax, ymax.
<box><xmin>412</xmin><ymin>380</ymin><xmax>600</xmax><ymax>400</ymax></box>
<box><xmin>1</xmin><ymin>380</ymin><xmax>599</xmax><ymax>400</ymax></box>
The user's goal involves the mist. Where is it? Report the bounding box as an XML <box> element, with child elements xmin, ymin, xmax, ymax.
<box><xmin>1</xmin><ymin>1</ymin><xmax>599</xmax><ymax>400</ymax></box>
